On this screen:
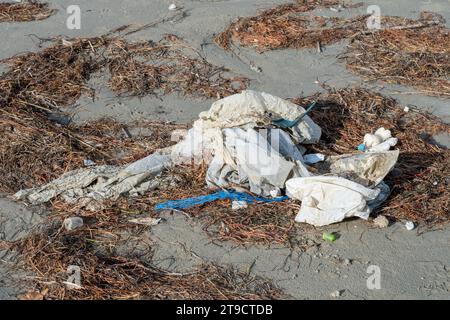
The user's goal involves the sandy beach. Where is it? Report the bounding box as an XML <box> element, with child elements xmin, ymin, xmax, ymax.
<box><xmin>0</xmin><ymin>0</ymin><xmax>449</xmax><ymax>300</ymax></box>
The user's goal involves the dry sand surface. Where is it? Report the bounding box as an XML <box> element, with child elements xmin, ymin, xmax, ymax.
<box><xmin>0</xmin><ymin>0</ymin><xmax>449</xmax><ymax>299</ymax></box>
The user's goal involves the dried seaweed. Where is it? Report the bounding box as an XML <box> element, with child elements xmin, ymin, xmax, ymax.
<box><xmin>14</xmin><ymin>224</ymin><xmax>286</xmax><ymax>300</ymax></box>
<box><xmin>107</xmin><ymin>36</ymin><xmax>249</xmax><ymax>98</ymax></box>
<box><xmin>216</xmin><ymin>0</ymin><xmax>343</xmax><ymax>51</ymax></box>
<box><xmin>0</xmin><ymin>1</ymin><xmax>54</xmax><ymax>23</ymax></box>
<box><xmin>343</xmin><ymin>25</ymin><xmax>450</xmax><ymax>97</ymax></box>
<box><xmin>0</xmin><ymin>107</ymin><xmax>183</xmax><ymax>193</ymax></box>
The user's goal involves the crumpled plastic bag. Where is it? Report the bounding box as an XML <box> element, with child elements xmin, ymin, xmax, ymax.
<box><xmin>286</xmin><ymin>176</ymin><xmax>381</xmax><ymax>227</ymax></box>
<box><xmin>328</xmin><ymin>150</ymin><xmax>399</xmax><ymax>187</ymax></box>
<box><xmin>14</xmin><ymin>153</ymin><xmax>171</xmax><ymax>208</ymax></box>
<box><xmin>206</xmin><ymin>128</ymin><xmax>300</xmax><ymax>196</ymax></box>
<box><xmin>196</xmin><ymin>90</ymin><xmax>322</xmax><ymax>144</ymax></box>
<box><xmin>171</xmin><ymin>90</ymin><xmax>322</xmax><ymax>164</ymax></box>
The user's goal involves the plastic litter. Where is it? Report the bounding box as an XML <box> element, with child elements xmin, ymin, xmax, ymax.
<box><xmin>13</xmin><ymin>90</ymin><xmax>399</xmax><ymax>227</ymax></box>
<box><xmin>205</xmin><ymin>128</ymin><xmax>302</xmax><ymax>196</ymax></box>
<box><xmin>192</xmin><ymin>90</ymin><xmax>322</xmax><ymax>144</ymax></box>
<box><xmin>14</xmin><ymin>152</ymin><xmax>172</xmax><ymax>208</ymax></box>
<box><xmin>328</xmin><ymin>151</ymin><xmax>399</xmax><ymax>187</ymax></box>
<box><xmin>303</xmin><ymin>153</ymin><xmax>326</xmax><ymax>165</ymax></box>
<box><xmin>405</xmin><ymin>221</ymin><xmax>415</xmax><ymax>231</ymax></box>
<box><xmin>286</xmin><ymin>176</ymin><xmax>380</xmax><ymax>227</ymax></box>
<box><xmin>361</xmin><ymin>127</ymin><xmax>398</xmax><ymax>152</ymax></box>
<box><xmin>232</xmin><ymin>200</ymin><xmax>248</xmax><ymax>210</ymax></box>
<box><xmin>375</xmin><ymin>127</ymin><xmax>392</xmax><ymax>141</ymax></box>
<box><xmin>83</xmin><ymin>159</ymin><xmax>95</xmax><ymax>167</ymax></box>
<box><xmin>357</xmin><ymin>143</ymin><xmax>366</xmax><ymax>152</ymax></box>
<box><xmin>155</xmin><ymin>190</ymin><xmax>288</xmax><ymax>211</ymax></box>
<box><xmin>271</xmin><ymin>101</ymin><xmax>317</xmax><ymax>129</ymax></box>
<box><xmin>129</xmin><ymin>217</ymin><xmax>162</xmax><ymax>226</ymax></box>
<box><xmin>63</xmin><ymin>217</ymin><xmax>84</xmax><ymax>231</ymax></box>
<box><xmin>364</xmin><ymin>134</ymin><xmax>383</xmax><ymax>148</ymax></box>
<box><xmin>322</xmin><ymin>232</ymin><xmax>337</xmax><ymax>242</ymax></box>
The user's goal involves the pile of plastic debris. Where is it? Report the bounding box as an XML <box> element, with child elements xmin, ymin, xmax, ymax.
<box><xmin>15</xmin><ymin>90</ymin><xmax>400</xmax><ymax>227</ymax></box>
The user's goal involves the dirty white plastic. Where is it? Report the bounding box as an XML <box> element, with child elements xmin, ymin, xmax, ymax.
<box><xmin>368</xmin><ymin>138</ymin><xmax>398</xmax><ymax>152</ymax></box>
<box><xmin>286</xmin><ymin>176</ymin><xmax>380</xmax><ymax>227</ymax></box>
<box><xmin>364</xmin><ymin>134</ymin><xmax>383</xmax><ymax>148</ymax></box>
<box><xmin>374</xmin><ymin>127</ymin><xmax>392</xmax><ymax>141</ymax></box>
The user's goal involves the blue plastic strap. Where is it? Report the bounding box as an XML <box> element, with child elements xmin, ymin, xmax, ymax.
<box><xmin>155</xmin><ymin>190</ymin><xmax>288</xmax><ymax>211</ymax></box>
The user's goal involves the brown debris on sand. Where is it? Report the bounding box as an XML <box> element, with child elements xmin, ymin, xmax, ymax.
<box><xmin>1</xmin><ymin>37</ymin><xmax>108</xmax><ymax>109</ymax></box>
<box><xmin>215</xmin><ymin>0</ymin><xmax>444</xmax><ymax>53</ymax></box>
<box><xmin>0</xmin><ymin>106</ymin><xmax>183</xmax><ymax>193</ymax></box>
<box><xmin>1</xmin><ymin>35</ymin><xmax>248</xmax><ymax>108</ymax></box>
<box><xmin>216</xmin><ymin>0</ymin><xmax>449</xmax><ymax>97</ymax></box>
<box><xmin>343</xmin><ymin>25</ymin><xmax>450</xmax><ymax>97</ymax></box>
<box><xmin>216</xmin><ymin>0</ymin><xmax>349</xmax><ymax>51</ymax></box>
<box><xmin>0</xmin><ymin>1</ymin><xmax>55</xmax><ymax>23</ymax></box>
<box><xmin>107</xmin><ymin>35</ymin><xmax>249</xmax><ymax>98</ymax></box>
<box><xmin>14</xmin><ymin>224</ymin><xmax>286</xmax><ymax>300</ymax></box>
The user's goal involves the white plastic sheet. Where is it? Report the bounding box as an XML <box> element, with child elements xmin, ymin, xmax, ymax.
<box><xmin>286</xmin><ymin>176</ymin><xmax>381</xmax><ymax>227</ymax></box>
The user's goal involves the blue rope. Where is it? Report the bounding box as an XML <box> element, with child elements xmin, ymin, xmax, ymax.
<box><xmin>155</xmin><ymin>190</ymin><xmax>288</xmax><ymax>211</ymax></box>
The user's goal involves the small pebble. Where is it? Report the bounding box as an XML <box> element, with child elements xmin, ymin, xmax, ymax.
<box><xmin>168</xmin><ymin>3</ymin><xmax>177</xmax><ymax>11</ymax></box>
<box><xmin>330</xmin><ymin>290</ymin><xmax>344</xmax><ymax>298</ymax></box>
<box><xmin>373</xmin><ymin>215</ymin><xmax>389</xmax><ymax>228</ymax></box>
<box><xmin>249</xmin><ymin>62</ymin><xmax>262</xmax><ymax>73</ymax></box>
<box><xmin>344</xmin><ymin>258</ymin><xmax>352</xmax><ymax>266</ymax></box>
<box><xmin>403</xmin><ymin>106</ymin><xmax>410</xmax><ymax>112</ymax></box>
<box><xmin>63</xmin><ymin>217</ymin><xmax>84</xmax><ymax>231</ymax></box>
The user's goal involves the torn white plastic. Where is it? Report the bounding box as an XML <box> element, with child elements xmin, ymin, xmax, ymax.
<box><xmin>171</xmin><ymin>91</ymin><xmax>321</xmax><ymax>164</ymax></box>
<box><xmin>328</xmin><ymin>150</ymin><xmax>399</xmax><ymax>187</ymax></box>
<box><xmin>362</xmin><ymin>127</ymin><xmax>398</xmax><ymax>152</ymax></box>
<box><xmin>206</xmin><ymin>128</ymin><xmax>298</xmax><ymax>196</ymax></box>
<box><xmin>286</xmin><ymin>176</ymin><xmax>381</xmax><ymax>227</ymax></box>
<box><xmin>14</xmin><ymin>153</ymin><xmax>172</xmax><ymax>207</ymax></box>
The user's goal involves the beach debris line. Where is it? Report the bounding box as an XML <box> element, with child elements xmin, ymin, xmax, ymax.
<box><xmin>215</xmin><ymin>0</ymin><xmax>449</xmax><ymax>97</ymax></box>
<box><xmin>0</xmin><ymin>1</ymin><xmax>55</xmax><ymax>23</ymax></box>
<box><xmin>107</xmin><ymin>36</ymin><xmax>248</xmax><ymax>98</ymax></box>
<box><xmin>0</xmin><ymin>35</ymin><xmax>249</xmax><ymax>109</ymax></box>
<box><xmin>13</xmin><ymin>224</ymin><xmax>286</xmax><ymax>300</ymax></box>
<box><xmin>343</xmin><ymin>18</ymin><xmax>450</xmax><ymax>98</ymax></box>
<box><xmin>214</xmin><ymin>0</ymin><xmax>441</xmax><ymax>52</ymax></box>
<box><xmin>215</xmin><ymin>0</ymin><xmax>366</xmax><ymax>52</ymax></box>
